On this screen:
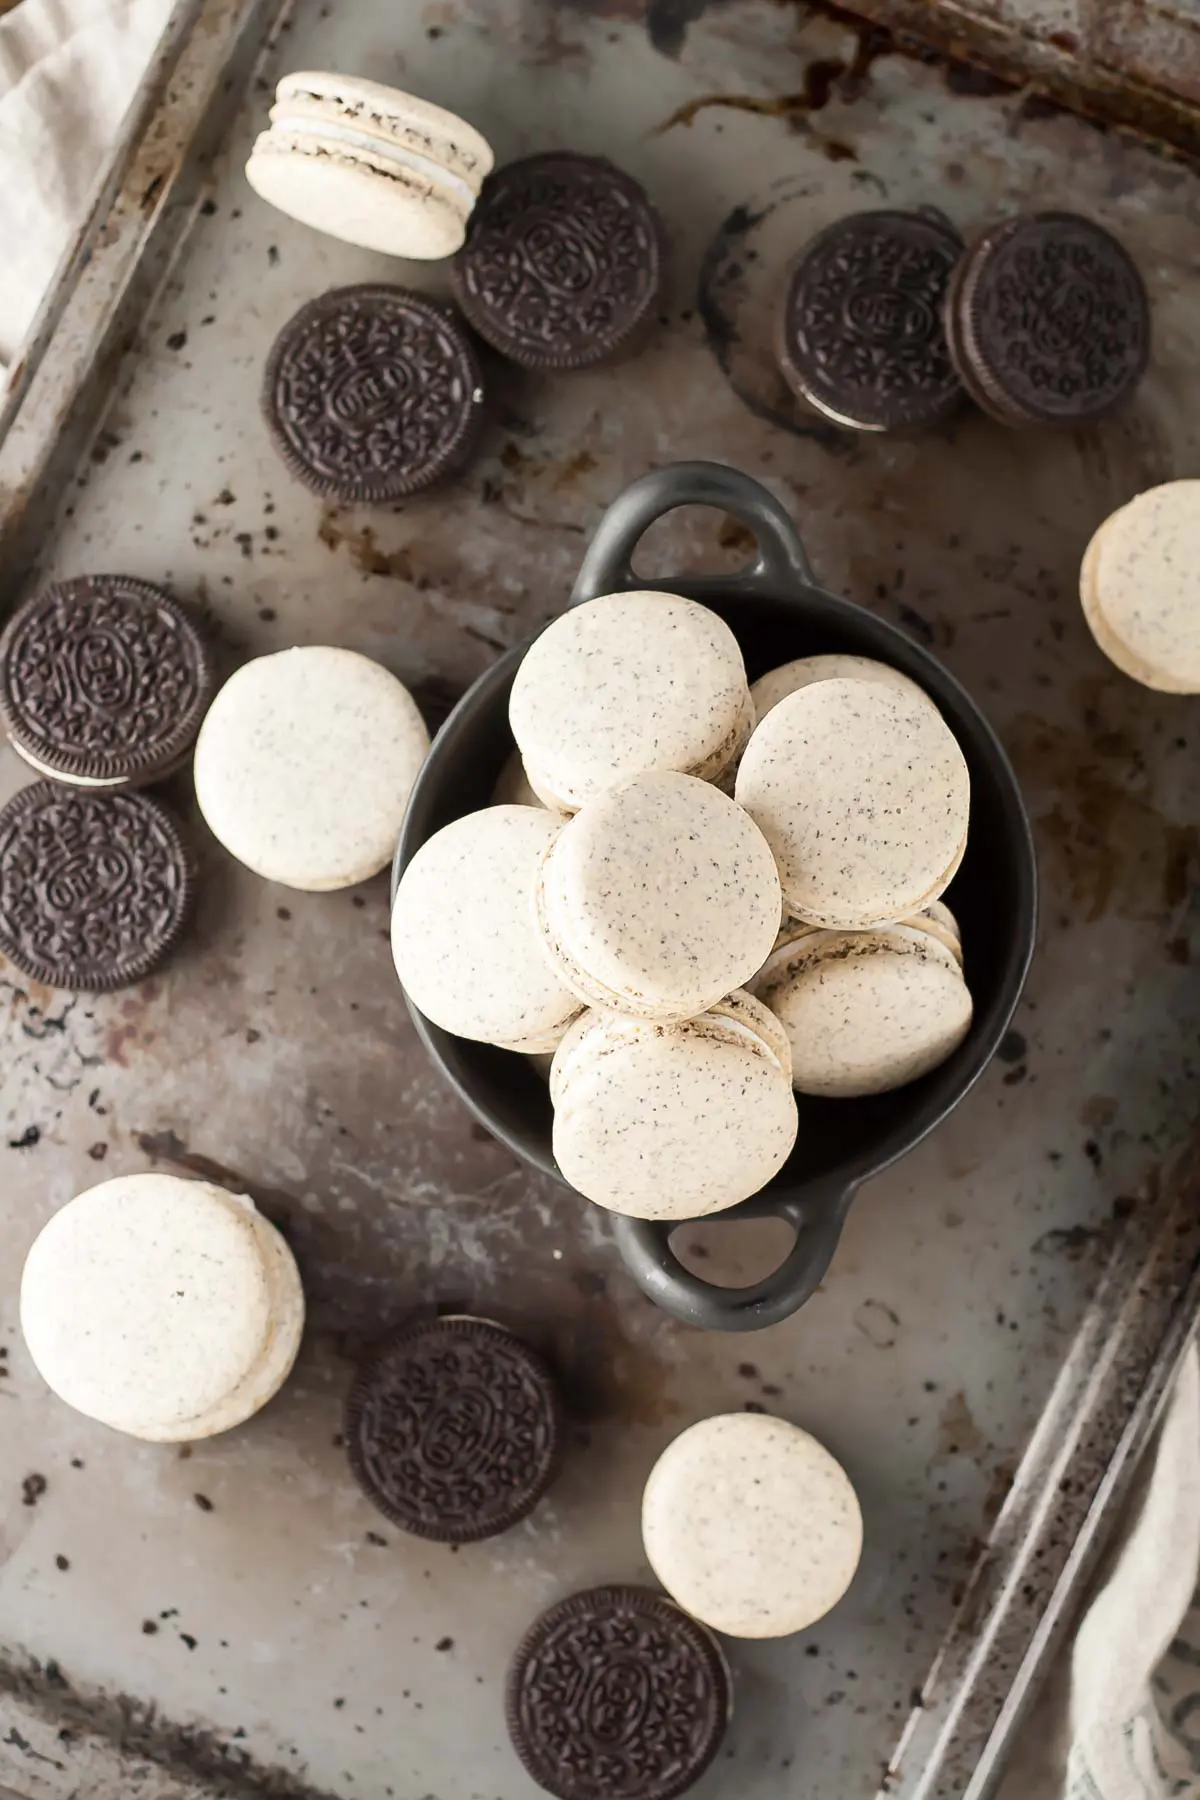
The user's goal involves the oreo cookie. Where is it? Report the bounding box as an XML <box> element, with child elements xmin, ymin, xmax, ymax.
<box><xmin>944</xmin><ymin>211</ymin><xmax>1149</xmax><ymax>427</ymax></box>
<box><xmin>0</xmin><ymin>783</ymin><xmax>193</xmax><ymax>991</ymax></box>
<box><xmin>345</xmin><ymin>1315</ymin><xmax>563</xmax><ymax>1542</ymax></box>
<box><xmin>262</xmin><ymin>285</ymin><xmax>485</xmax><ymax>502</ymax></box>
<box><xmin>0</xmin><ymin>575</ymin><xmax>214</xmax><ymax>788</ymax></box>
<box><xmin>507</xmin><ymin>1585</ymin><xmax>730</xmax><ymax>1800</ymax></box>
<box><xmin>453</xmin><ymin>153</ymin><xmax>666</xmax><ymax>370</ymax></box>
<box><xmin>776</xmin><ymin>208</ymin><xmax>964</xmax><ymax>433</ymax></box>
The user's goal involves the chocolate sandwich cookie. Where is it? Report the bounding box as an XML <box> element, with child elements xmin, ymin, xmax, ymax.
<box><xmin>345</xmin><ymin>1315</ymin><xmax>563</xmax><ymax>1542</ymax></box>
<box><xmin>944</xmin><ymin>211</ymin><xmax>1149</xmax><ymax>428</ymax></box>
<box><xmin>452</xmin><ymin>153</ymin><xmax>665</xmax><ymax>370</ymax></box>
<box><xmin>0</xmin><ymin>574</ymin><xmax>214</xmax><ymax>787</ymax></box>
<box><xmin>262</xmin><ymin>284</ymin><xmax>485</xmax><ymax>502</ymax></box>
<box><xmin>776</xmin><ymin>208</ymin><xmax>965</xmax><ymax>432</ymax></box>
<box><xmin>507</xmin><ymin>1585</ymin><xmax>730</xmax><ymax>1800</ymax></box>
<box><xmin>0</xmin><ymin>783</ymin><xmax>193</xmax><ymax>990</ymax></box>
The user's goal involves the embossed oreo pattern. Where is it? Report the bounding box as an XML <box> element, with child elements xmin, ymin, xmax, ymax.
<box><xmin>453</xmin><ymin>153</ymin><xmax>664</xmax><ymax>369</ymax></box>
<box><xmin>778</xmin><ymin>210</ymin><xmax>964</xmax><ymax>431</ymax></box>
<box><xmin>951</xmin><ymin>212</ymin><xmax>1149</xmax><ymax>425</ymax></box>
<box><xmin>0</xmin><ymin>576</ymin><xmax>213</xmax><ymax>783</ymax></box>
<box><xmin>0</xmin><ymin>784</ymin><xmax>193</xmax><ymax>990</ymax></box>
<box><xmin>507</xmin><ymin>1586</ymin><xmax>729</xmax><ymax>1800</ymax></box>
<box><xmin>262</xmin><ymin>285</ymin><xmax>484</xmax><ymax>501</ymax></box>
<box><xmin>345</xmin><ymin>1317</ymin><xmax>562</xmax><ymax>1541</ymax></box>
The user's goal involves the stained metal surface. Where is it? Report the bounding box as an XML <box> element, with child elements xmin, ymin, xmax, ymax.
<box><xmin>0</xmin><ymin>1</ymin><xmax>1199</xmax><ymax>1798</ymax></box>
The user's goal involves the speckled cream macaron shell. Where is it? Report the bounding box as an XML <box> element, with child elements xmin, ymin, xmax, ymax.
<box><xmin>735</xmin><ymin>678</ymin><xmax>970</xmax><ymax>928</ymax></box>
<box><xmin>246</xmin><ymin>73</ymin><xmax>492</xmax><ymax>260</ymax></box>
<box><xmin>392</xmin><ymin>806</ymin><xmax>582</xmax><ymax>1046</ymax></box>
<box><xmin>749</xmin><ymin>654</ymin><xmax>931</xmax><ymax>722</ymax></box>
<box><xmin>509</xmin><ymin>593</ymin><xmax>751</xmax><ymax>812</ymax></box>
<box><xmin>20</xmin><ymin>1176</ymin><xmax>283</xmax><ymax>1438</ymax></box>
<box><xmin>194</xmin><ymin>646</ymin><xmax>429</xmax><ymax>891</ymax></box>
<box><xmin>1080</xmin><ymin>483</ymin><xmax>1200</xmax><ymax>694</ymax></box>
<box><xmin>132</xmin><ymin>1210</ymin><xmax>306</xmax><ymax>1442</ymax></box>
<box><xmin>537</xmin><ymin>772</ymin><xmax>782</xmax><ymax>1022</ymax></box>
<box><xmin>549</xmin><ymin>992</ymin><xmax>798</xmax><ymax>1218</ymax></box>
<box><xmin>642</xmin><ymin>1412</ymin><xmax>863</xmax><ymax>1638</ymax></box>
<box><xmin>755</xmin><ymin>924</ymin><xmax>972</xmax><ymax>1097</ymax></box>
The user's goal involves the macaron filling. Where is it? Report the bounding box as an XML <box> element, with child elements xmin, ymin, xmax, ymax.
<box><xmin>263</xmin><ymin>117</ymin><xmax>479</xmax><ymax>207</ymax></box>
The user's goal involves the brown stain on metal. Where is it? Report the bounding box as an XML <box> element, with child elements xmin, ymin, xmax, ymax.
<box><xmin>550</xmin><ymin>1284</ymin><xmax>681</xmax><ymax>1429</ymax></box>
<box><xmin>317</xmin><ymin>511</ymin><xmax>415</xmax><ymax>581</ymax></box>
<box><xmin>1008</xmin><ymin>711</ymin><xmax>1199</xmax><ymax>924</ymax></box>
<box><xmin>935</xmin><ymin>1390</ymin><xmax>990</xmax><ymax>1465</ymax></box>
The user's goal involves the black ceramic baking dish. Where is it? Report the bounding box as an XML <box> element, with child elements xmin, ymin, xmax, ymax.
<box><xmin>393</xmin><ymin>462</ymin><xmax>1037</xmax><ymax>1332</ymax></box>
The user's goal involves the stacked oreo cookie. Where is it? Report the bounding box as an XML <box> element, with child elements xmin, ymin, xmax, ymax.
<box><xmin>0</xmin><ymin>575</ymin><xmax>212</xmax><ymax>989</ymax></box>
<box><xmin>776</xmin><ymin>207</ymin><xmax>1148</xmax><ymax>434</ymax></box>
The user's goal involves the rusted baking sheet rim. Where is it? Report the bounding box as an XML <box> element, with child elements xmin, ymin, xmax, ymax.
<box><xmin>0</xmin><ymin>0</ymin><xmax>1197</xmax><ymax>1793</ymax></box>
<box><xmin>831</xmin><ymin>0</ymin><xmax>1200</xmax><ymax>164</ymax></box>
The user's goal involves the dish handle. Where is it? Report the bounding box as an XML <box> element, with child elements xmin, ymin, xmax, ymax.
<box><xmin>610</xmin><ymin>1179</ymin><xmax>857</xmax><ymax>1332</ymax></box>
<box><xmin>570</xmin><ymin>460</ymin><xmax>814</xmax><ymax>604</ymax></box>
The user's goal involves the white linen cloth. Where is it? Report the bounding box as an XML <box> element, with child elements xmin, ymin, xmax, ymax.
<box><xmin>0</xmin><ymin>3</ymin><xmax>1198</xmax><ymax>1790</ymax></box>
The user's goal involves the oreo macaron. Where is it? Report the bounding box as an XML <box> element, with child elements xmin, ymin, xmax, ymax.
<box><xmin>776</xmin><ymin>207</ymin><xmax>965</xmax><ymax>432</ymax></box>
<box><xmin>944</xmin><ymin>211</ymin><xmax>1149</xmax><ymax>428</ymax></box>
<box><xmin>749</xmin><ymin>651</ymin><xmax>932</xmax><ymax>725</ymax></box>
<box><xmin>262</xmin><ymin>284</ymin><xmax>484</xmax><ymax>502</ymax></box>
<box><xmin>453</xmin><ymin>152</ymin><xmax>666</xmax><ymax>370</ymax></box>
<box><xmin>246</xmin><ymin>73</ymin><xmax>493</xmax><ymax>259</ymax></box>
<box><xmin>509</xmin><ymin>591</ymin><xmax>753</xmax><ymax>813</ymax></box>
<box><xmin>507</xmin><ymin>1585</ymin><xmax>730</xmax><ymax>1800</ymax></box>
<box><xmin>0</xmin><ymin>574</ymin><xmax>214</xmax><ymax>788</ymax></box>
<box><xmin>0</xmin><ymin>782</ymin><xmax>193</xmax><ymax>991</ymax></box>
<box><xmin>1079</xmin><ymin>480</ymin><xmax>1200</xmax><ymax>693</ymax></box>
<box><xmin>550</xmin><ymin>990</ymin><xmax>798</xmax><ymax>1219</ymax></box>
<box><xmin>735</xmin><ymin>676</ymin><xmax>970</xmax><ymax>929</ymax></box>
<box><xmin>345</xmin><ymin>1315</ymin><xmax>563</xmax><ymax>1542</ymax></box>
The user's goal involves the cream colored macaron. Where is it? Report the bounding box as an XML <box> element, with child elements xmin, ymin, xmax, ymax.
<box><xmin>492</xmin><ymin>748</ymin><xmax>551</xmax><ymax>812</ymax></box>
<box><xmin>20</xmin><ymin>1174</ymin><xmax>304</xmax><ymax>1441</ymax></box>
<box><xmin>753</xmin><ymin>920</ymin><xmax>972</xmax><ymax>1097</ymax></box>
<box><xmin>194</xmin><ymin>646</ymin><xmax>429</xmax><ymax>890</ymax></box>
<box><xmin>735</xmin><ymin>677</ymin><xmax>970</xmax><ymax>928</ymax></box>
<box><xmin>509</xmin><ymin>592</ymin><xmax>753</xmax><ymax>812</ymax></box>
<box><xmin>392</xmin><ymin>805</ymin><xmax>582</xmax><ymax>1047</ymax></box>
<box><xmin>750</xmin><ymin>653</ymin><xmax>931</xmax><ymax>722</ymax></box>
<box><xmin>246</xmin><ymin>73</ymin><xmax>493</xmax><ymax>260</ymax></box>
<box><xmin>642</xmin><ymin>1412</ymin><xmax>863</xmax><ymax>1638</ymax></box>
<box><xmin>550</xmin><ymin>991</ymin><xmax>797</xmax><ymax>1218</ymax></box>
<box><xmin>1079</xmin><ymin>481</ymin><xmax>1200</xmax><ymax>694</ymax></box>
<box><xmin>536</xmin><ymin>771</ymin><xmax>781</xmax><ymax>1021</ymax></box>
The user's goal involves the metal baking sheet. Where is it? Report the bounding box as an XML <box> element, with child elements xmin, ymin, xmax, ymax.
<box><xmin>1</xmin><ymin>2</ymin><xmax>1199</xmax><ymax>1797</ymax></box>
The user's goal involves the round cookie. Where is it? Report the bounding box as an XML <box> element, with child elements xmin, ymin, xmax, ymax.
<box><xmin>453</xmin><ymin>152</ymin><xmax>666</xmax><ymax>370</ymax></box>
<box><xmin>0</xmin><ymin>575</ymin><xmax>214</xmax><ymax>788</ymax></box>
<box><xmin>642</xmin><ymin>1412</ymin><xmax>863</xmax><ymax>1638</ymax></box>
<box><xmin>550</xmin><ymin>991</ymin><xmax>798</xmax><ymax>1219</ymax></box>
<box><xmin>753</xmin><ymin>921</ymin><xmax>973</xmax><ymax>1097</ymax></box>
<box><xmin>346</xmin><ymin>1316</ymin><xmax>562</xmax><ymax>1542</ymax></box>
<box><xmin>391</xmin><ymin>805</ymin><xmax>582</xmax><ymax>1046</ymax></box>
<box><xmin>194</xmin><ymin>646</ymin><xmax>429</xmax><ymax>890</ymax></box>
<box><xmin>509</xmin><ymin>592</ymin><xmax>752</xmax><ymax>812</ymax></box>
<box><xmin>776</xmin><ymin>208</ymin><xmax>964</xmax><ymax>433</ymax></box>
<box><xmin>246</xmin><ymin>73</ymin><xmax>493</xmax><ymax>260</ymax></box>
<box><xmin>749</xmin><ymin>652</ymin><xmax>932</xmax><ymax>723</ymax></box>
<box><xmin>1079</xmin><ymin>482</ymin><xmax>1200</xmax><ymax>694</ymax></box>
<box><xmin>507</xmin><ymin>1586</ymin><xmax>729</xmax><ymax>1800</ymax></box>
<box><xmin>0</xmin><ymin>783</ymin><xmax>193</xmax><ymax>991</ymax></box>
<box><xmin>944</xmin><ymin>212</ymin><xmax>1149</xmax><ymax>428</ymax></box>
<box><xmin>20</xmin><ymin>1174</ymin><xmax>304</xmax><ymax>1441</ymax></box>
<box><xmin>262</xmin><ymin>286</ymin><xmax>485</xmax><ymax>503</ymax></box>
<box><xmin>536</xmin><ymin>772</ymin><xmax>781</xmax><ymax>1021</ymax></box>
<box><xmin>735</xmin><ymin>677</ymin><xmax>969</xmax><ymax>928</ymax></box>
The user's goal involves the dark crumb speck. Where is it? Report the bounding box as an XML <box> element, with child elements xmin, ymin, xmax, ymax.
<box><xmin>334</xmin><ymin>1697</ymin><xmax>345</xmax><ymax>1709</ymax></box>
<box><xmin>70</xmin><ymin>1458</ymin><xmax>84</xmax><ymax>1470</ymax></box>
<box><xmin>737</xmin><ymin>1362</ymin><xmax>759</xmax><ymax>1379</ymax></box>
<box><xmin>365</xmin><ymin>1531</ymin><xmax>387</xmax><ymax>1547</ymax></box>
<box><xmin>166</xmin><ymin>331</ymin><xmax>187</xmax><ymax>352</ymax></box>
<box><xmin>427</xmin><ymin>23</ymin><xmax>442</xmax><ymax>34</ymax></box>
<box><xmin>200</xmin><ymin>197</ymin><xmax>217</xmax><ymax>216</ymax></box>
<box><xmin>194</xmin><ymin>1493</ymin><xmax>214</xmax><ymax>1512</ymax></box>
<box><xmin>88</xmin><ymin>1142</ymin><xmax>108</xmax><ymax>1160</ymax></box>
<box><xmin>276</xmin><ymin>905</ymin><xmax>291</xmax><ymax>920</ymax></box>
<box><xmin>9</xmin><ymin>1124</ymin><xmax>41</xmax><ymax>1149</ymax></box>
<box><xmin>743</xmin><ymin>1400</ymin><xmax>767</xmax><ymax>1413</ymax></box>
<box><xmin>268</xmin><ymin>245</ymin><xmax>280</xmax><ymax>266</ymax></box>
<box><xmin>805</xmin><ymin>1643</ymin><xmax>820</xmax><ymax>1657</ymax></box>
<box><xmin>22</xmin><ymin>1473</ymin><xmax>47</xmax><ymax>1506</ymax></box>
<box><xmin>435</xmin><ymin>1637</ymin><xmax>454</xmax><ymax>1652</ymax></box>
<box><xmin>180</xmin><ymin>1633</ymin><xmax>198</xmax><ymax>1650</ymax></box>
<box><xmin>265</xmin><ymin>526</ymin><xmax>279</xmax><ymax>541</ymax></box>
<box><xmin>215</xmin><ymin>487</ymin><xmax>235</xmax><ymax>505</ymax></box>
<box><xmin>923</xmin><ymin>1380</ymin><xmax>937</xmax><ymax>1392</ymax></box>
<box><xmin>142</xmin><ymin>1620</ymin><xmax>158</xmax><ymax>1634</ymax></box>
<box><xmin>246</xmin><ymin>1028</ymin><xmax>261</xmax><ymax>1044</ymax></box>
<box><xmin>258</xmin><ymin>607</ymin><xmax>277</xmax><ymax>622</ymax></box>
<box><xmin>55</xmin><ymin>1554</ymin><xmax>70</xmax><ymax>1571</ymax></box>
